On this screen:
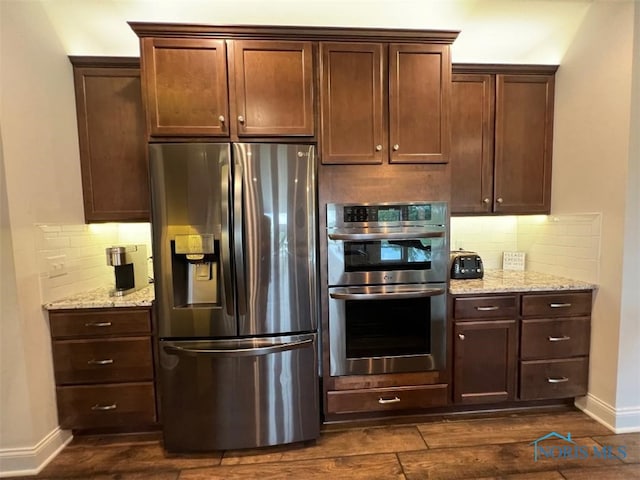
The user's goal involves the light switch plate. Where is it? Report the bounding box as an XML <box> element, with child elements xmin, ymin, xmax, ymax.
<box><xmin>503</xmin><ymin>251</ymin><xmax>526</xmax><ymax>271</ymax></box>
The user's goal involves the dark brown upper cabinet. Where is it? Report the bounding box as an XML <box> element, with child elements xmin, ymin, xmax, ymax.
<box><xmin>142</xmin><ymin>38</ymin><xmax>229</xmax><ymax>137</ymax></box>
<box><xmin>320</xmin><ymin>42</ymin><xmax>451</xmax><ymax>165</ymax></box>
<box><xmin>232</xmin><ymin>40</ymin><xmax>314</xmax><ymax>136</ymax></box>
<box><xmin>450</xmin><ymin>65</ymin><xmax>557</xmax><ymax>215</ymax></box>
<box><xmin>140</xmin><ymin>37</ymin><xmax>313</xmax><ymax>138</ymax></box>
<box><xmin>70</xmin><ymin>57</ymin><xmax>149</xmax><ymax>222</ymax></box>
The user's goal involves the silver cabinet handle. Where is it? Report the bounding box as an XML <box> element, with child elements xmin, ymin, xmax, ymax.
<box><xmin>238</xmin><ymin>115</ymin><xmax>245</xmax><ymax>124</ymax></box>
<box><xmin>218</xmin><ymin>115</ymin><xmax>225</xmax><ymax>123</ymax></box>
<box><xmin>458</xmin><ymin>334</ymin><xmax>465</xmax><ymax>340</ymax></box>
<box><xmin>483</xmin><ymin>198</ymin><xmax>490</xmax><ymax>204</ymax></box>
<box><xmin>91</xmin><ymin>403</ymin><xmax>117</xmax><ymax>411</ymax></box>
<box><xmin>87</xmin><ymin>359</ymin><xmax>114</xmax><ymax>365</ymax></box>
<box><xmin>548</xmin><ymin>335</ymin><xmax>571</xmax><ymax>342</ymax></box>
<box><xmin>378</xmin><ymin>397</ymin><xmax>401</xmax><ymax>404</ymax></box>
<box><xmin>547</xmin><ymin>377</ymin><xmax>569</xmax><ymax>384</ymax></box>
<box><xmin>84</xmin><ymin>322</ymin><xmax>112</xmax><ymax>327</ymax></box>
<box><xmin>375</xmin><ymin>144</ymin><xmax>382</xmax><ymax>151</ymax></box>
<box><xmin>476</xmin><ymin>306</ymin><xmax>500</xmax><ymax>311</ymax></box>
<box><xmin>550</xmin><ymin>303</ymin><xmax>572</xmax><ymax>308</ymax></box>
<box><xmin>392</xmin><ymin>144</ymin><xmax>399</xmax><ymax>151</ymax></box>
<box><xmin>496</xmin><ymin>197</ymin><xmax>504</xmax><ymax>204</ymax></box>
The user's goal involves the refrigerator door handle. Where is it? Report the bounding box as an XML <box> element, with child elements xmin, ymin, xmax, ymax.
<box><xmin>220</xmin><ymin>162</ymin><xmax>234</xmax><ymax>316</ymax></box>
<box><xmin>163</xmin><ymin>338</ymin><xmax>313</xmax><ymax>358</ymax></box>
<box><xmin>233</xmin><ymin>159</ymin><xmax>247</xmax><ymax>315</ymax></box>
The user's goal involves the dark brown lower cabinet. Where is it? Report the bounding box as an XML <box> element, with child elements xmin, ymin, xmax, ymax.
<box><xmin>453</xmin><ymin>320</ymin><xmax>517</xmax><ymax>404</ymax></box>
<box><xmin>48</xmin><ymin>307</ymin><xmax>157</xmax><ymax>430</ymax></box>
<box><xmin>452</xmin><ymin>290</ymin><xmax>592</xmax><ymax>407</ymax></box>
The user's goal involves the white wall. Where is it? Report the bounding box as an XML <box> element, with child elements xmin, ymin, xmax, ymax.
<box><xmin>616</xmin><ymin>2</ymin><xmax>640</xmax><ymax>420</ymax></box>
<box><xmin>551</xmin><ymin>1</ymin><xmax>639</xmax><ymax>431</ymax></box>
<box><xmin>0</xmin><ymin>1</ymin><xmax>80</xmax><ymax>474</ymax></box>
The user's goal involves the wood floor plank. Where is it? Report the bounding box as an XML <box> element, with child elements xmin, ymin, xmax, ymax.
<box><xmin>592</xmin><ymin>432</ymin><xmax>640</xmax><ymax>463</ymax></box>
<box><xmin>398</xmin><ymin>438</ymin><xmax>622</xmax><ymax>480</ymax></box>
<box><xmin>472</xmin><ymin>472</ymin><xmax>565</xmax><ymax>480</ymax></box>
<box><xmin>37</xmin><ymin>443</ymin><xmax>220</xmax><ymax>477</ymax></box>
<box><xmin>560</xmin><ymin>463</ymin><xmax>640</xmax><ymax>479</ymax></box>
<box><xmin>416</xmin><ymin>412</ymin><xmax>611</xmax><ymax>448</ymax></box>
<box><xmin>221</xmin><ymin>426</ymin><xmax>426</xmax><ymax>465</ymax></box>
<box><xmin>179</xmin><ymin>453</ymin><xmax>404</xmax><ymax>479</ymax></box>
<box><xmin>33</xmin><ymin>473</ymin><xmax>179</xmax><ymax>480</ymax></box>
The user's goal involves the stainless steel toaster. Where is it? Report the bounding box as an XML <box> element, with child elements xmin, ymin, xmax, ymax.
<box><xmin>450</xmin><ymin>251</ymin><xmax>484</xmax><ymax>279</ymax></box>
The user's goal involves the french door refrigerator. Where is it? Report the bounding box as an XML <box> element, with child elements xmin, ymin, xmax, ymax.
<box><xmin>149</xmin><ymin>143</ymin><xmax>319</xmax><ymax>452</ymax></box>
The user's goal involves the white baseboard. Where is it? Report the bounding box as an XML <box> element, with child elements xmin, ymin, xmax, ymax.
<box><xmin>0</xmin><ymin>427</ymin><xmax>72</xmax><ymax>478</ymax></box>
<box><xmin>575</xmin><ymin>393</ymin><xmax>640</xmax><ymax>433</ymax></box>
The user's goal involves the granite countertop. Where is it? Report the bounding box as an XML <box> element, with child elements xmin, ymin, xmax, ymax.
<box><xmin>449</xmin><ymin>270</ymin><xmax>597</xmax><ymax>295</ymax></box>
<box><xmin>43</xmin><ymin>284</ymin><xmax>155</xmax><ymax>310</ymax></box>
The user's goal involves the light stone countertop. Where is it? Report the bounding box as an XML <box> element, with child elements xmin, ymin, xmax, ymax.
<box><xmin>449</xmin><ymin>270</ymin><xmax>597</xmax><ymax>295</ymax></box>
<box><xmin>43</xmin><ymin>284</ymin><xmax>155</xmax><ymax>310</ymax></box>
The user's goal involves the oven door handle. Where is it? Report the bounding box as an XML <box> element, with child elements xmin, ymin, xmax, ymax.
<box><xmin>329</xmin><ymin>287</ymin><xmax>445</xmax><ymax>301</ymax></box>
<box><xmin>327</xmin><ymin>231</ymin><xmax>444</xmax><ymax>241</ymax></box>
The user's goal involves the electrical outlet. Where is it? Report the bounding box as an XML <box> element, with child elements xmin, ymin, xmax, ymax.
<box><xmin>47</xmin><ymin>254</ymin><xmax>67</xmax><ymax>278</ymax></box>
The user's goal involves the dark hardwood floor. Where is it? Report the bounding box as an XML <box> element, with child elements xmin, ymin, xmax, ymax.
<box><xmin>12</xmin><ymin>410</ymin><xmax>640</xmax><ymax>479</ymax></box>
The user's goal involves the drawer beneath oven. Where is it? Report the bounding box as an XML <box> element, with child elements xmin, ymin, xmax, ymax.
<box><xmin>519</xmin><ymin>357</ymin><xmax>588</xmax><ymax>400</ymax></box>
<box><xmin>326</xmin><ymin>384</ymin><xmax>448</xmax><ymax>414</ymax></box>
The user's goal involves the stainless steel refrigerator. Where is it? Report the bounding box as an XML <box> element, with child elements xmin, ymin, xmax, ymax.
<box><xmin>149</xmin><ymin>143</ymin><xmax>319</xmax><ymax>452</ymax></box>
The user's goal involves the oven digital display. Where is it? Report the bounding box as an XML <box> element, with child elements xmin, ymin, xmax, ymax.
<box><xmin>377</xmin><ymin>207</ymin><xmax>401</xmax><ymax>222</ymax></box>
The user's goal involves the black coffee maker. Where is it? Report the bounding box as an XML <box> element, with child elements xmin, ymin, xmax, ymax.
<box><xmin>105</xmin><ymin>245</ymin><xmax>148</xmax><ymax>296</ymax></box>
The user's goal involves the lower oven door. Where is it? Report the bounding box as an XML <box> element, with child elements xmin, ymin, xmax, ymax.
<box><xmin>328</xmin><ymin>283</ymin><xmax>446</xmax><ymax>376</ymax></box>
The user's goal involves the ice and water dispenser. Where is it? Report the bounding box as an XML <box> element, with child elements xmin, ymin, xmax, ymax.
<box><xmin>171</xmin><ymin>233</ymin><xmax>219</xmax><ymax>307</ymax></box>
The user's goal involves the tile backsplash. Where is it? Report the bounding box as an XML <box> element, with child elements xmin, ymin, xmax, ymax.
<box><xmin>36</xmin><ymin>223</ymin><xmax>152</xmax><ymax>303</ymax></box>
<box><xmin>451</xmin><ymin>213</ymin><xmax>601</xmax><ymax>283</ymax></box>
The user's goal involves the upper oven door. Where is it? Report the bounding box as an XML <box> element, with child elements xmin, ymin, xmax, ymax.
<box><xmin>327</xmin><ymin>226</ymin><xmax>447</xmax><ymax>286</ymax></box>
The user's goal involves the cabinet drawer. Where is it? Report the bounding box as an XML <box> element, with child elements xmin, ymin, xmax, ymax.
<box><xmin>49</xmin><ymin>309</ymin><xmax>151</xmax><ymax>338</ymax></box>
<box><xmin>454</xmin><ymin>296</ymin><xmax>517</xmax><ymax>320</ymax></box>
<box><xmin>52</xmin><ymin>337</ymin><xmax>153</xmax><ymax>385</ymax></box>
<box><xmin>56</xmin><ymin>382</ymin><xmax>156</xmax><ymax>429</ymax></box>
<box><xmin>521</xmin><ymin>317</ymin><xmax>590</xmax><ymax>360</ymax></box>
<box><xmin>519</xmin><ymin>357</ymin><xmax>588</xmax><ymax>400</ymax></box>
<box><xmin>326</xmin><ymin>384</ymin><xmax>448</xmax><ymax>414</ymax></box>
<box><xmin>521</xmin><ymin>292</ymin><xmax>592</xmax><ymax>318</ymax></box>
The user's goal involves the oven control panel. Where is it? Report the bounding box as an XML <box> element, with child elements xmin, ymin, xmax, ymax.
<box><xmin>342</xmin><ymin>204</ymin><xmax>432</xmax><ymax>223</ymax></box>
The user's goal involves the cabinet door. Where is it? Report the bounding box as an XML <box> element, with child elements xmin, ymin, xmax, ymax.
<box><xmin>320</xmin><ymin>42</ymin><xmax>385</xmax><ymax>164</ymax></box>
<box><xmin>232</xmin><ymin>40</ymin><xmax>314</xmax><ymax>136</ymax></box>
<box><xmin>494</xmin><ymin>74</ymin><xmax>554</xmax><ymax>213</ymax></box>
<box><xmin>450</xmin><ymin>74</ymin><xmax>495</xmax><ymax>214</ymax></box>
<box><xmin>142</xmin><ymin>38</ymin><xmax>229</xmax><ymax>137</ymax></box>
<box><xmin>389</xmin><ymin>44</ymin><xmax>450</xmax><ymax>164</ymax></box>
<box><xmin>453</xmin><ymin>320</ymin><xmax>517</xmax><ymax>404</ymax></box>
<box><xmin>72</xmin><ymin>62</ymin><xmax>149</xmax><ymax>222</ymax></box>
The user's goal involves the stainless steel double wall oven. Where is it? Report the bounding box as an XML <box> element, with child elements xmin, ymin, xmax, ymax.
<box><xmin>327</xmin><ymin>202</ymin><xmax>448</xmax><ymax>376</ymax></box>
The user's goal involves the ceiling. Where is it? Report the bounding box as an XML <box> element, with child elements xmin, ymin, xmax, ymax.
<box><xmin>36</xmin><ymin>0</ymin><xmax>594</xmax><ymax>63</ymax></box>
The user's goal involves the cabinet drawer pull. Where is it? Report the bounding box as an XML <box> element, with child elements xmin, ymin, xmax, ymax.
<box><xmin>547</xmin><ymin>377</ymin><xmax>569</xmax><ymax>384</ymax></box>
<box><xmin>476</xmin><ymin>306</ymin><xmax>499</xmax><ymax>311</ymax></box>
<box><xmin>378</xmin><ymin>396</ymin><xmax>401</xmax><ymax>404</ymax></box>
<box><xmin>550</xmin><ymin>303</ymin><xmax>572</xmax><ymax>308</ymax></box>
<box><xmin>548</xmin><ymin>335</ymin><xmax>571</xmax><ymax>342</ymax></box>
<box><xmin>91</xmin><ymin>403</ymin><xmax>117</xmax><ymax>411</ymax></box>
<box><xmin>458</xmin><ymin>334</ymin><xmax>465</xmax><ymax>340</ymax></box>
<box><xmin>84</xmin><ymin>321</ymin><xmax>112</xmax><ymax>328</ymax></box>
<box><xmin>238</xmin><ymin>115</ymin><xmax>245</xmax><ymax>124</ymax></box>
<box><xmin>87</xmin><ymin>359</ymin><xmax>114</xmax><ymax>365</ymax></box>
